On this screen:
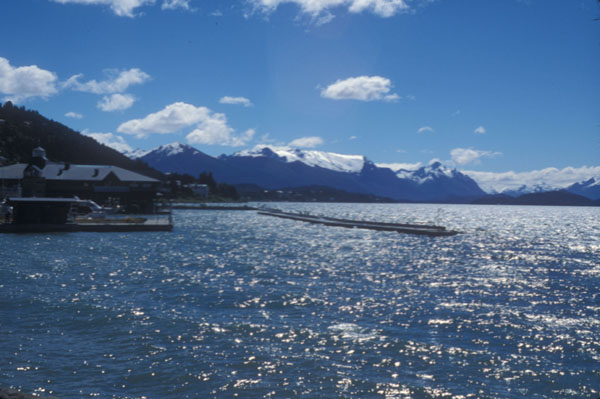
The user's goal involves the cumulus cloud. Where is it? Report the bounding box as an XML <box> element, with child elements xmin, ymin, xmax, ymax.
<box><xmin>187</xmin><ymin>124</ymin><xmax>255</xmax><ymax>146</ymax></box>
<box><xmin>288</xmin><ymin>136</ymin><xmax>324</xmax><ymax>148</ymax></box>
<box><xmin>50</xmin><ymin>0</ymin><xmax>155</xmax><ymax>17</ymax></box>
<box><xmin>321</xmin><ymin>75</ymin><xmax>399</xmax><ymax>102</ymax></box>
<box><xmin>474</xmin><ymin>126</ymin><xmax>486</xmax><ymax>134</ymax></box>
<box><xmin>249</xmin><ymin>0</ymin><xmax>411</xmax><ymax>21</ymax></box>
<box><xmin>0</xmin><ymin>57</ymin><xmax>58</xmax><ymax>102</ymax></box>
<box><xmin>83</xmin><ymin>130</ymin><xmax>133</xmax><ymax>153</ymax></box>
<box><xmin>65</xmin><ymin>111</ymin><xmax>83</xmax><ymax>119</ymax></box>
<box><xmin>450</xmin><ymin>147</ymin><xmax>501</xmax><ymax>165</ymax></box>
<box><xmin>219</xmin><ymin>96</ymin><xmax>253</xmax><ymax>107</ymax></box>
<box><xmin>98</xmin><ymin>93</ymin><xmax>135</xmax><ymax>111</ymax></box>
<box><xmin>64</xmin><ymin>68</ymin><xmax>150</xmax><ymax>95</ymax></box>
<box><xmin>118</xmin><ymin>102</ymin><xmax>213</xmax><ymax>137</ymax></box>
<box><xmin>118</xmin><ymin>102</ymin><xmax>253</xmax><ymax>146</ymax></box>
<box><xmin>417</xmin><ymin>126</ymin><xmax>434</xmax><ymax>134</ymax></box>
<box><xmin>463</xmin><ymin>166</ymin><xmax>600</xmax><ymax>193</ymax></box>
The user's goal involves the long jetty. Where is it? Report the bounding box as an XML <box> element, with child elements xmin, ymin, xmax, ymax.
<box><xmin>258</xmin><ymin>209</ymin><xmax>459</xmax><ymax>237</ymax></box>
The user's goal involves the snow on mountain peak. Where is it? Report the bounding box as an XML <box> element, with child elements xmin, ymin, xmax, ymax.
<box><xmin>127</xmin><ymin>142</ymin><xmax>200</xmax><ymax>159</ymax></box>
<box><xmin>124</xmin><ymin>148</ymin><xmax>152</xmax><ymax>159</ymax></box>
<box><xmin>377</xmin><ymin>159</ymin><xmax>457</xmax><ymax>184</ymax></box>
<box><xmin>235</xmin><ymin>145</ymin><xmax>366</xmax><ymax>173</ymax></box>
<box><xmin>156</xmin><ymin>142</ymin><xmax>194</xmax><ymax>156</ymax></box>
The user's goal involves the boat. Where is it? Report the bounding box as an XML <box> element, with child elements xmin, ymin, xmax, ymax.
<box><xmin>257</xmin><ymin>208</ymin><xmax>459</xmax><ymax>237</ymax></box>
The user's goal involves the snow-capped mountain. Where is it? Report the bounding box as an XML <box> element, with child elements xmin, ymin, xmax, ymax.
<box><xmin>124</xmin><ymin>142</ymin><xmax>192</xmax><ymax>160</ymax></box>
<box><xmin>567</xmin><ymin>178</ymin><xmax>600</xmax><ymax>200</ymax></box>
<box><xmin>379</xmin><ymin>161</ymin><xmax>486</xmax><ymax>201</ymax></box>
<box><xmin>124</xmin><ymin>148</ymin><xmax>152</xmax><ymax>159</ymax></box>
<box><xmin>137</xmin><ymin>142</ymin><xmax>226</xmax><ymax>176</ymax></box>
<box><xmin>388</xmin><ymin>161</ymin><xmax>458</xmax><ymax>183</ymax></box>
<box><xmin>501</xmin><ymin>183</ymin><xmax>557</xmax><ymax>197</ymax></box>
<box><xmin>235</xmin><ymin>145</ymin><xmax>366</xmax><ymax>173</ymax></box>
<box><xmin>134</xmin><ymin>143</ymin><xmax>486</xmax><ymax>202</ymax></box>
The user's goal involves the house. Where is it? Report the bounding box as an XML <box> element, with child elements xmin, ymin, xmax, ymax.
<box><xmin>0</xmin><ymin>147</ymin><xmax>160</xmax><ymax>213</ymax></box>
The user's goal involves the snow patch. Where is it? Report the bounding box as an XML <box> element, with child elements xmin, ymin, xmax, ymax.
<box><xmin>235</xmin><ymin>145</ymin><xmax>366</xmax><ymax>173</ymax></box>
<box><xmin>125</xmin><ymin>148</ymin><xmax>152</xmax><ymax>159</ymax></box>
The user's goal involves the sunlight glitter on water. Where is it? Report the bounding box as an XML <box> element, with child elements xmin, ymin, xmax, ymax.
<box><xmin>1</xmin><ymin>204</ymin><xmax>599</xmax><ymax>398</ymax></box>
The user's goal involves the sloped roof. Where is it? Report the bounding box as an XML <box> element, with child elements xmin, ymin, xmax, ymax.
<box><xmin>0</xmin><ymin>164</ymin><xmax>27</xmax><ymax>179</ymax></box>
<box><xmin>0</xmin><ymin>163</ymin><xmax>158</xmax><ymax>183</ymax></box>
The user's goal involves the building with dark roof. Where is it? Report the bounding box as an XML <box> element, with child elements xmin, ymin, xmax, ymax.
<box><xmin>0</xmin><ymin>147</ymin><xmax>160</xmax><ymax>212</ymax></box>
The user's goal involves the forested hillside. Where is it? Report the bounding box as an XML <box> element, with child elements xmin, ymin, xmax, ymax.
<box><xmin>0</xmin><ymin>102</ymin><xmax>162</xmax><ymax>179</ymax></box>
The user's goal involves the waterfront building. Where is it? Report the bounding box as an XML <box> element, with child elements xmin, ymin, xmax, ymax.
<box><xmin>0</xmin><ymin>147</ymin><xmax>159</xmax><ymax>212</ymax></box>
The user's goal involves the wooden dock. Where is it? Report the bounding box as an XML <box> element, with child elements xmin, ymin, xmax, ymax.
<box><xmin>0</xmin><ymin>217</ymin><xmax>173</xmax><ymax>233</ymax></box>
<box><xmin>170</xmin><ymin>204</ymin><xmax>257</xmax><ymax>211</ymax></box>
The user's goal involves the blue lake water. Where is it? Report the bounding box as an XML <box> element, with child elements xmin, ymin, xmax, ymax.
<box><xmin>1</xmin><ymin>203</ymin><xmax>599</xmax><ymax>399</ymax></box>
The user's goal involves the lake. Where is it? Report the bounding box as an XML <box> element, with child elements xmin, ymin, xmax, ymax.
<box><xmin>1</xmin><ymin>203</ymin><xmax>599</xmax><ymax>398</ymax></box>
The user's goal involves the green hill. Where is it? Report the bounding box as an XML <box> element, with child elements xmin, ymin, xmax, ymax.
<box><xmin>0</xmin><ymin>101</ymin><xmax>161</xmax><ymax>179</ymax></box>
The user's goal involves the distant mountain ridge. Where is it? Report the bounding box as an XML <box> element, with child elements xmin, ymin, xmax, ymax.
<box><xmin>473</xmin><ymin>190</ymin><xmax>600</xmax><ymax>207</ymax></box>
<box><xmin>566</xmin><ymin>178</ymin><xmax>600</xmax><ymax>200</ymax></box>
<box><xmin>495</xmin><ymin>179</ymin><xmax>600</xmax><ymax>200</ymax></box>
<box><xmin>136</xmin><ymin>142</ymin><xmax>486</xmax><ymax>202</ymax></box>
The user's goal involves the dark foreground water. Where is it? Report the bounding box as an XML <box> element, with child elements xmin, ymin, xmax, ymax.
<box><xmin>1</xmin><ymin>203</ymin><xmax>599</xmax><ymax>399</ymax></box>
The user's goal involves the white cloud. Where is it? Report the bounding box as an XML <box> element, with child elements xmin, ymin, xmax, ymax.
<box><xmin>232</xmin><ymin>129</ymin><xmax>257</xmax><ymax>146</ymax></box>
<box><xmin>288</xmin><ymin>136</ymin><xmax>324</xmax><ymax>148</ymax></box>
<box><xmin>463</xmin><ymin>166</ymin><xmax>600</xmax><ymax>193</ymax></box>
<box><xmin>450</xmin><ymin>147</ymin><xmax>501</xmax><ymax>165</ymax></box>
<box><xmin>64</xmin><ymin>68</ymin><xmax>150</xmax><ymax>94</ymax></box>
<box><xmin>187</xmin><ymin>121</ymin><xmax>255</xmax><ymax>146</ymax></box>
<box><xmin>349</xmin><ymin>135</ymin><xmax>357</xmax><ymax>140</ymax></box>
<box><xmin>474</xmin><ymin>126</ymin><xmax>486</xmax><ymax>134</ymax></box>
<box><xmin>118</xmin><ymin>102</ymin><xmax>212</xmax><ymax>137</ymax></box>
<box><xmin>321</xmin><ymin>75</ymin><xmax>399</xmax><ymax>102</ymax></box>
<box><xmin>162</xmin><ymin>0</ymin><xmax>190</xmax><ymax>10</ymax></box>
<box><xmin>185</xmin><ymin>113</ymin><xmax>232</xmax><ymax>145</ymax></box>
<box><xmin>98</xmin><ymin>93</ymin><xmax>135</xmax><ymax>111</ymax></box>
<box><xmin>51</xmin><ymin>0</ymin><xmax>155</xmax><ymax>17</ymax></box>
<box><xmin>118</xmin><ymin>102</ymin><xmax>253</xmax><ymax>146</ymax></box>
<box><xmin>0</xmin><ymin>57</ymin><xmax>58</xmax><ymax>102</ymax></box>
<box><xmin>219</xmin><ymin>96</ymin><xmax>253</xmax><ymax>107</ymax></box>
<box><xmin>249</xmin><ymin>0</ymin><xmax>410</xmax><ymax>21</ymax></box>
<box><xmin>65</xmin><ymin>111</ymin><xmax>83</xmax><ymax>119</ymax></box>
<box><xmin>83</xmin><ymin>130</ymin><xmax>133</xmax><ymax>153</ymax></box>
<box><xmin>417</xmin><ymin>126</ymin><xmax>434</xmax><ymax>134</ymax></box>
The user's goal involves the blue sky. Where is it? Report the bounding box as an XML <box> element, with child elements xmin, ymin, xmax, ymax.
<box><xmin>1</xmin><ymin>0</ymin><xmax>599</xmax><ymax>189</ymax></box>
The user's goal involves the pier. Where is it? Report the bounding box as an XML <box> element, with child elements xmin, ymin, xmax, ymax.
<box><xmin>258</xmin><ymin>209</ymin><xmax>459</xmax><ymax>237</ymax></box>
<box><xmin>1</xmin><ymin>197</ymin><xmax>173</xmax><ymax>233</ymax></box>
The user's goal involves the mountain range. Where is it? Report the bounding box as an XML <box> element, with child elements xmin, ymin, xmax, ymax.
<box><xmin>131</xmin><ymin>142</ymin><xmax>600</xmax><ymax>203</ymax></box>
<box><xmin>3</xmin><ymin>103</ymin><xmax>596</xmax><ymax>205</ymax></box>
<box><xmin>132</xmin><ymin>142</ymin><xmax>483</xmax><ymax>202</ymax></box>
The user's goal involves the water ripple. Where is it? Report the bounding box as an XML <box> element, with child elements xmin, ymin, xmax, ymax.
<box><xmin>1</xmin><ymin>204</ymin><xmax>598</xmax><ymax>398</ymax></box>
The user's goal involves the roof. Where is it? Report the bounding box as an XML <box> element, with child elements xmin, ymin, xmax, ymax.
<box><xmin>0</xmin><ymin>163</ymin><xmax>158</xmax><ymax>183</ymax></box>
<box><xmin>7</xmin><ymin>197</ymin><xmax>79</xmax><ymax>204</ymax></box>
